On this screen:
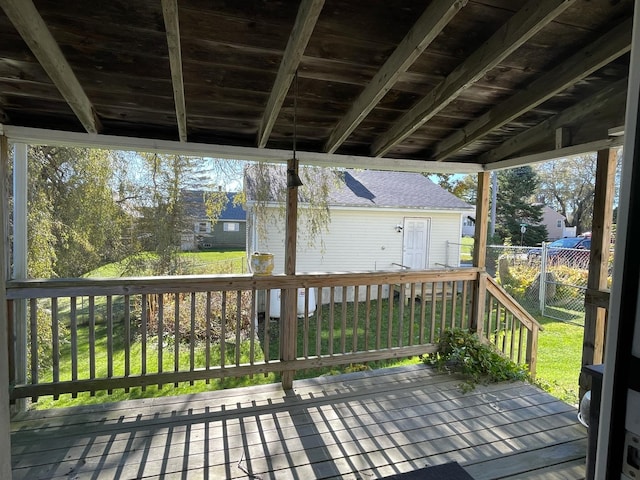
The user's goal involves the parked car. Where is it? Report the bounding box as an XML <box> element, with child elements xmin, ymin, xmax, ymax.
<box><xmin>527</xmin><ymin>236</ymin><xmax>591</xmax><ymax>267</ymax></box>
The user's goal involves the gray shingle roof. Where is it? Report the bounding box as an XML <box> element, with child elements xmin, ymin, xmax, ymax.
<box><xmin>245</xmin><ymin>166</ymin><xmax>473</xmax><ymax>211</ymax></box>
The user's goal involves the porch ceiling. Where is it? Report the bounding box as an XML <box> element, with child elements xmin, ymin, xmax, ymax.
<box><xmin>0</xmin><ymin>0</ymin><xmax>633</xmax><ymax>171</ymax></box>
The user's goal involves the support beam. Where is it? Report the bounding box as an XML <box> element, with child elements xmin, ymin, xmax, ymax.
<box><xmin>257</xmin><ymin>0</ymin><xmax>324</xmax><ymax>148</ymax></box>
<box><xmin>281</xmin><ymin>157</ymin><xmax>300</xmax><ymax>390</ymax></box>
<box><xmin>580</xmin><ymin>148</ymin><xmax>616</xmax><ymax>399</ymax></box>
<box><xmin>0</xmin><ymin>0</ymin><xmax>102</xmax><ymax>134</ymax></box>
<box><xmin>471</xmin><ymin>171</ymin><xmax>490</xmax><ymax>334</ymax></box>
<box><xmin>1</xmin><ymin>125</ymin><xmax>483</xmax><ymax>174</ymax></box>
<box><xmin>434</xmin><ymin>18</ymin><xmax>632</xmax><ymax>162</ymax></box>
<box><xmin>324</xmin><ymin>0</ymin><xmax>466</xmax><ymax>153</ymax></box>
<box><xmin>372</xmin><ymin>0</ymin><xmax>575</xmax><ymax>157</ymax></box>
<box><xmin>12</xmin><ymin>143</ymin><xmax>27</xmax><ymax>414</ymax></box>
<box><xmin>0</xmin><ymin>136</ymin><xmax>13</xmax><ymax>480</ymax></box>
<box><xmin>480</xmin><ymin>79</ymin><xmax>628</xmax><ymax>163</ymax></box>
<box><xmin>161</xmin><ymin>0</ymin><xmax>188</xmax><ymax>142</ymax></box>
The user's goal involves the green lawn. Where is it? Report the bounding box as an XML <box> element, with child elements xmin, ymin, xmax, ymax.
<box><xmin>534</xmin><ymin>315</ymin><xmax>584</xmax><ymax>406</ymax></box>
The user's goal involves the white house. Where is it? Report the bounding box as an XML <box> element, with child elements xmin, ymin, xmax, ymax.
<box><xmin>538</xmin><ymin>204</ymin><xmax>577</xmax><ymax>241</ymax></box>
<box><xmin>244</xmin><ymin>167</ymin><xmax>474</xmax><ymax>274</ymax></box>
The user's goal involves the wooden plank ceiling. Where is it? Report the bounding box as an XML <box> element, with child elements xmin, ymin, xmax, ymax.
<box><xmin>0</xmin><ymin>0</ymin><xmax>633</xmax><ymax>169</ymax></box>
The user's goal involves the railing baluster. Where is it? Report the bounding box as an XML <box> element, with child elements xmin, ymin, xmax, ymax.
<box><xmin>364</xmin><ymin>285</ymin><xmax>371</xmax><ymax>351</ymax></box>
<box><xmin>408</xmin><ymin>283</ymin><xmax>416</xmax><ymax>346</ymax></box>
<box><xmin>303</xmin><ymin>288</ymin><xmax>309</xmax><ymax>359</ymax></box>
<box><xmin>158</xmin><ymin>295</ymin><xmax>164</xmax><ymax>389</ymax></box>
<box><xmin>518</xmin><ymin>321</ymin><xmax>525</xmax><ymax>364</ymax></box>
<box><xmin>106</xmin><ymin>296</ymin><xmax>113</xmax><ymax>394</ymax></box>
<box><xmin>221</xmin><ymin>291</ymin><xmax>227</xmax><ymax>370</ymax></box>
<box><xmin>51</xmin><ymin>297</ymin><xmax>59</xmax><ymax>400</ymax></box>
<box><xmin>352</xmin><ymin>286</ymin><xmax>359</xmax><ymax>353</ymax></box>
<box><xmin>460</xmin><ymin>280</ymin><xmax>468</xmax><ymax>328</ymax></box>
<box><xmin>264</xmin><ymin>289</ymin><xmax>271</xmax><ymax>369</ymax></box>
<box><xmin>190</xmin><ymin>292</ymin><xmax>196</xmax><ymax>385</ymax></box>
<box><xmin>124</xmin><ymin>294</ymin><xmax>130</xmax><ymax>393</ymax></box>
<box><xmin>29</xmin><ymin>298</ymin><xmax>38</xmax><ymax>403</ymax></box>
<box><xmin>315</xmin><ymin>287</ymin><xmax>322</xmax><ymax>358</ymax></box>
<box><xmin>250</xmin><ymin>289</ymin><xmax>256</xmax><ymax>374</ymax></box>
<box><xmin>341</xmin><ymin>286</ymin><xmax>347</xmax><ymax>354</ymax></box>
<box><xmin>440</xmin><ymin>281</ymin><xmax>447</xmax><ymax>335</ymax></box>
<box><xmin>510</xmin><ymin>311</ymin><xmax>516</xmax><ymax>360</ymax></box>
<box><xmin>430</xmin><ymin>281</ymin><xmax>437</xmax><ymax>342</ymax></box>
<box><xmin>88</xmin><ymin>296</ymin><xmax>95</xmax><ymax>396</ymax></box>
<box><xmin>70</xmin><ymin>296</ymin><xmax>77</xmax><ymax>398</ymax></box>
<box><xmin>206</xmin><ymin>291</ymin><xmax>212</xmax><ymax>383</ymax></box>
<box><xmin>174</xmin><ymin>293</ymin><xmax>179</xmax><ymax>388</ymax></box>
<box><xmin>450</xmin><ymin>281</ymin><xmax>458</xmax><ymax>329</ymax></box>
<box><xmin>141</xmin><ymin>294</ymin><xmax>147</xmax><ymax>391</ymax></box>
<box><xmin>486</xmin><ymin>295</ymin><xmax>494</xmax><ymax>345</ymax></box>
<box><xmin>387</xmin><ymin>283</ymin><xmax>394</xmax><ymax>348</ymax></box>
<box><xmin>419</xmin><ymin>282</ymin><xmax>426</xmax><ymax>344</ymax></box>
<box><xmin>235</xmin><ymin>290</ymin><xmax>241</xmax><ymax>366</ymax></box>
<box><xmin>329</xmin><ymin>287</ymin><xmax>335</xmax><ymax>356</ymax></box>
<box><xmin>376</xmin><ymin>284</ymin><xmax>382</xmax><ymax>350</ymax></box>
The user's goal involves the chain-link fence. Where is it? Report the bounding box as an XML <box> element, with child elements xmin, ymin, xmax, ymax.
<box><xmin>486</xmin><ymin>241</ymin><xmax>611</xmax><ymax>324</ymax></box>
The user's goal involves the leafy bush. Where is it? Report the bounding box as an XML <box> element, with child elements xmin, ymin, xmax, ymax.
<box><xmin>423</xmin><ymin>328</ymin><xmax>529</xmax><ymax>391</ymax></box>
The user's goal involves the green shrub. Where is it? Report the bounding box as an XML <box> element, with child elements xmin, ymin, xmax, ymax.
<box><xmin>423</xmin><ymin>328</ymin><xmax>529</xmax><ymax>392</ymax></box>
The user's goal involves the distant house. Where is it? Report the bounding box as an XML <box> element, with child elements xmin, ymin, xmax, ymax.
<box><xmin>181</xmin><ymin>191</ymin><xmax>246</xmax><ymax>250</ymax></box>
<box><xmin>244</xmin><ymin>167</ymin><xmax>474</xmax><ymax>273</ymax></box>
<box><xmin>537</xmin><ymin>205</ymin><xmax>576</xmax><ymax>241</ymax></box>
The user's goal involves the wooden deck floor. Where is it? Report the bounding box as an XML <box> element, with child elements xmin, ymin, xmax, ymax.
<box><xmin>10</xmin><ymin>365</ymin><xmax>587</xmax><ymax>479</ymax></box>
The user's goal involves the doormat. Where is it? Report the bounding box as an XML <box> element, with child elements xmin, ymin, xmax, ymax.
<box><xmin>382</xmin><ymin>462</ymin><xmax>475</xmax><ymax>479</ymax></box>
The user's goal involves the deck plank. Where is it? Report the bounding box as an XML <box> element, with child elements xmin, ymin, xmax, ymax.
<box><xmin>11</xmin><ymin>364</ymin><xmax>586</xmax><ymax>480</ymax></box>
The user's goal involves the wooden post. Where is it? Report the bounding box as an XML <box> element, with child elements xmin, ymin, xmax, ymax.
<box><xmin>526</xmin><ymin>324</ymin><xmax>539</xmax><ymax>380</ymax></box>
<box><xmin>0</xmin><ymin>136</ymin><xmax>14</xmax><ymax>479</ymax></box>
<box><xmin>471</xmin><ymin>171</ymin><xmax>490</xmax><ymax>334</ymax></box>
<box><xmin>12</xmin><ymin>143</ymin><xmax>27</xmax><ymax>413</ymax></box>
<box><xmin>281</xmin><ymin>157</ymin><xmax>299</xmax><ymax>390</ymax></box>
<box><xmin>580</xmin><ymin>148</ymin><xmax>616</xmax><ymax>398</ymax></box>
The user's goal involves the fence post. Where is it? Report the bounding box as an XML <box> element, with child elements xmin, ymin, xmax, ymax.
<box><xmin>538</xmin><ymin>242</ymin><xmax>547</xmax><ymax>314</ymax></box>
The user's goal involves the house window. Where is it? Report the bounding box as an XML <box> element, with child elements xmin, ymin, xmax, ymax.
<box><xmin>197</xmin><ymin>222</ymin><xmax>209</xmax><ymax>233</ymax></box>
<box><xmin>557</xmin><ymin>220</ymin><xmax>562</xmax><ymax>228</ymax></box>
<box><xmin>224</xmin><ymin>222</ymin><xmax>240</xmax><ymax>232</ymax></box>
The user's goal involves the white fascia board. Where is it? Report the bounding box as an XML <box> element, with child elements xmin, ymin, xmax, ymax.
<box><xmin>0</xmin><ymin>125</ymin><xmax>482</xmax><ymax>175</ymax></box>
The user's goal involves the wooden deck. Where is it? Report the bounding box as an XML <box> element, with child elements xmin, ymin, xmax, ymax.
<box><xmin>10</xmin><ymin>364</ymin><xmax>587</xmax><ymax>480</ymax></box>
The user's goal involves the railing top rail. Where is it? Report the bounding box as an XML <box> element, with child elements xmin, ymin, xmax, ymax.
<box><xmin>6</xmin><ymin>268</ymin><xmax>481</xmax><ymax>299</ymax></box>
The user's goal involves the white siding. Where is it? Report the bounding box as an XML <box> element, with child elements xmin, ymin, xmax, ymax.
<box><xmin>252</xmin><ymin>206</ymin><xmax>469</xmax><ymax>274</ymax></box>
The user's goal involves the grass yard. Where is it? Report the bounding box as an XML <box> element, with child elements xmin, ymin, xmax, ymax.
<box><xmin>534</xmin><ymin>315</ymin><xmax>584</xmax><ymax>406</ymax></box>
<box><xmin>86</xmin><ymin>250</ymin><xmax>247</xmax><ymax>277</ymax></box>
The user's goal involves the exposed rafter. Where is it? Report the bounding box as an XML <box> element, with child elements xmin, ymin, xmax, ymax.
<box><xmin>324</xmin><ymin>0</ymin><xmax>466</xmax><ymax>154</ymax></box>
<box><xmin>480</xmin><ymin>78</ymin><xmax>628</xmax><ymax>164</ymax></box>
<box><xmin>0</xmin><ymin>0</ymin><xmax>102</xmax><ymax>134</ymax></box>
<box><xmin>257</xmin><ymin>0</ymin><xmax>324</xmax><ymax>148</ymax></box>
<box><xmin>434</xmin><ymin>18</ymin><xmax>632</xmax><ymax>162</ymax></box>
<box><xmin>371</xmin><ymin>0</ymin><xmax>575</xmax><ymax>157</ymax></box>
<box><xmin>162</xmin><ymin>0</ymin><xmax>187</xmax><ymax>142</ymax></box>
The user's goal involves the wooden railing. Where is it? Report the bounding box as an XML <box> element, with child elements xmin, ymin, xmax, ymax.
<box><xmin>484</xmin><ymin>275</ymin><xmax>542</xmax><ymax>379</ymax></box>
<box><xmin>6</xmin><ymin>268</ymin><xmax>540</xmax><ymax>403</ymax></box>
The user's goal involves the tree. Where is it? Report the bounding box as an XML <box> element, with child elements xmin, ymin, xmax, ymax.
<box><xmin>28</xmin><ymin>146</ymin><xmax>129</xmax><ymax>278</ymax></box>
<box><xmin>496</xmin><ymin>166</ymin><xmax>547</xmax><ymax>245</ymax></box>
<box><xmin>534</xmin><ymin>154</ymin><xmax>600</xmax><ymax>235</ymax></box>
<box><xmin>429</xmin><ymin>173</ymin><xmax>477</xmax><ymax>203</ymax></box>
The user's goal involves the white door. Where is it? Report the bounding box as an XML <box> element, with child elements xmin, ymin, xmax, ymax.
<box><xmin>402</xmin><ymin>217</ymin><xmax>430</xmax><ymax>269</ymax></box>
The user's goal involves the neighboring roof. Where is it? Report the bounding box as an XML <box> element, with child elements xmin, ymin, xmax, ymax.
<box><xmin>0</xmin><ymin>1</ymin><xmax>631</xmax><ymax>172</ymax></box>
<box><xmin>540</xmin><ymin>205</ymin><xmax>566</xmax><ymax>220</ymax></box>
<box><xmin>245</xmin><ymin>166</ymin><xmax>473</xmax><ymax>211</ymax></box>
<box><xmin>182</xmin><ymin>191</ymin><xmax>246</xmax><ymax>221</ymax></box>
